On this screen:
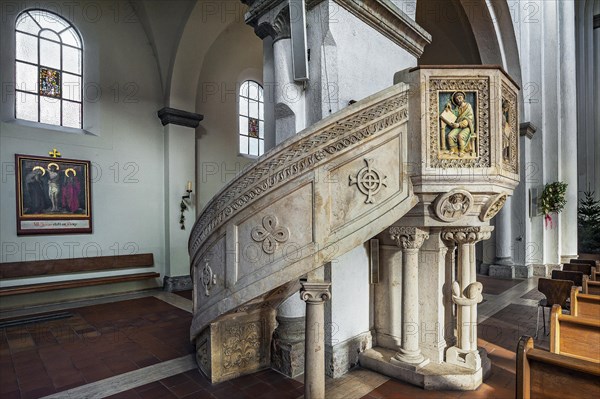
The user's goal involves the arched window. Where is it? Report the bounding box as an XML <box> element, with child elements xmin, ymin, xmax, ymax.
<box><xmin>15</xmin><ymin>10</ymin><xmax>83</xmax><ymax>128</ymax></box>
<box><xmin>239</xmin><ymin>81</ymin><xmax>264</xmax><ymax>156</ymax></box>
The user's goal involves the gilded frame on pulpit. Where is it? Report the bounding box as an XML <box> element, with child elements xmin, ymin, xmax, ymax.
<box><xmin>15</xmin><ymin>154</ymin><xmax>92</xmax><ymax>235</ymax></box>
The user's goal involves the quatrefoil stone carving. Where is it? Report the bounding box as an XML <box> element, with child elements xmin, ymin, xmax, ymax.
<box><xmin>251</xmin><ymin>215</ymin><xmax>290</xmax><ymax>254</ymax></box>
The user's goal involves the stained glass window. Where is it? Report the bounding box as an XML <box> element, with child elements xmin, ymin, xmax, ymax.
<box><xmin>15</xmin><ymin>10</ymin><xmax>83</xmax><ymax>128</ymax></box>
<box><xmin>239</xmin><ymin>81</ymin><xmax>264</xmax><ymax>156</ymax></box>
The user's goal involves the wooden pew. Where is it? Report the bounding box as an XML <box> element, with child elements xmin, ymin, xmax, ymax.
<box><xmin>550</xmin><ymin>304</ymin><xmax>600</xmax><ymax>362</ymax></box>
<box><xmin>570</xmin><ymin>258</ymin><xmax>598</xmax><ymax>267</ymax></box>
<box><xmin>571</xmin><ymin>286</ymin><xmax>600</xmax><ymax>319</ymax></box>
<box><xmin>563</xmin><ymin>262</ymin><xmax>592</xmax><ymax>276</ymax></box>
<box><xmin>592</xmin><ymin>266</ymin><xmax>599</xmax><ymax>281</ymax></box>
<box><xmin>516</xmin><ymin>336</ymin><xmax>600</xmax><ymax>399</ymax></box>
<box><xmin>584</xmin><ymin>275</ymin><xmax>600</xmax><ymax>295</ymax></box>
<box><xmin>551</xmin><ymin>269</ymin><xmax>583</xmax><ymax>287</ymax></box>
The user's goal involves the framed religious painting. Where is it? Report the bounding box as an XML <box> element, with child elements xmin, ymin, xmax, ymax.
<box><xmin>15</xmin><ymin>154</ymin><xmax>92</xmax><ymax>235</ymax></box>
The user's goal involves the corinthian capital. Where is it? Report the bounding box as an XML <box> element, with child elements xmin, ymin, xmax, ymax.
<box><xmin>389</xmin><ymin>227</ymin><xmax>429</xmax><ymax>250</ymax></box>
<box><xmin>441</xmin><ymin>226</ymin><xmax>494</xmax><ymax>245</ymax></box>
<box><xmin>300</xmin><ymin>281</ymin><xmax>331</xmax><ymax>304</ymax></box>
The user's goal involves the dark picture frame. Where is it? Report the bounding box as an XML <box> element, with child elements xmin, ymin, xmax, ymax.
<box><xmin>15</xmin><ymin>154</ymin><xmax>92</xmax><ymax>235</ymax></box>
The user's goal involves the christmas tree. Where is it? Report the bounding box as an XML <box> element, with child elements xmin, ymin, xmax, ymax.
<box><xmin>578</xmin><ymin>190</ymin><xmax>600</xmax><ymax>254</ymax></box>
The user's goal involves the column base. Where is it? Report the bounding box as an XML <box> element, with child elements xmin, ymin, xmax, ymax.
<box><xmin>271</xmin><ymin>316</ymin><xmax>305</xmax><ymax>378</ymax></box>
<box><xmin>445</xmin><ymin>346</ymin><xmax>481</xmax><ymax>371</ymax></box>
<box><xmin>488</xmin><ymin>264</ymin><xmax>532</xmax><ymax>279</ymax></box>
<box><xmin>532</xmin><ymin>263</ymin><xmax>562</xmax><ymax>278</ymax></box>
<box><xmin>359</xmin><ymin>346</ymin><xmax>490</xmax><ymax>390</ymax></box>
<box><xmin>390</xmin><ymin>353</ymin><xmax>430</xmax><ymax>370</ymax></box>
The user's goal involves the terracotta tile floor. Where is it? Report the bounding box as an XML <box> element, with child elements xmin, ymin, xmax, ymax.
<box><xmin>0</xmin><ymin>276</ymin><xmax>548</xmax><ymax>398</ymax></box>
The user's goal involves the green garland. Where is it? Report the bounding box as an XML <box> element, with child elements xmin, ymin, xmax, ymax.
<box><xmin>540</xmin><ymin>182</ymin><xmax>567</xmax><ymax>228</ymax></box>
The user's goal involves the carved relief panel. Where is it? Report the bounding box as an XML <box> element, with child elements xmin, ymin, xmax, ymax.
<box><xmin>428</xmin><ymin>77</ymin><xmax>490</xmax><ymax>168</ymax></box>
<box><xmin>501</xmin><ymin>83</ymin><xmax>519</xmax><ymax>174</ymax></box>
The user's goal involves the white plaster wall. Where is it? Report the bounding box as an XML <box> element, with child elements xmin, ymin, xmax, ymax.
<box><xmin>327</xmin><ymin>244</ymin><xmax>371</xmax><ymax>345</ymax></box>
<box><xmin>195</xmin><ymin>19</ymin><xmax>263</xmax><ymax>210</ymax></box>
<box><xmin>0</xmin><ymin>1</ymin><xmax>165</xmax><ymax>288</ymax></box>
<box><xmin>328</xmin><ymin>5</ymin><xmax>416</xmax><ymax>113</ymax></box>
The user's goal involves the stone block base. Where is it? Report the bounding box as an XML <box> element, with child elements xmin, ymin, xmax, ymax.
<box><xmin>163</xmin><ymin>275</ymin><xmax>193</xmax><ymax>292</ymax></box>
<box><xmin>477</xmin><ymin>263</ymin><xmax>490</xmax><ymax>275</ymax></box>
<box><xmin>489</xmin><ymin>264</ymin><xmax>515</xmax><ymax>279</ymax></box>
<box><xmin>195</xmin><ymin>306</ymin><xmax>276</xmax><ymax>383</ymax></box>
<box><xmin>489</xmin><ymin>264</ymin><xmax>532</xmax><ymax>279</ymax></box>
<box><xmin>271</xmin><ymin>339</ymin><xmax>304</xmax><ymax>378</ymax></box>
<box><xmin>359</xmin><ymin>347</ymin><xmax>490</xmax><ymax>390</ymax></box>
<box><xmin>326</xmin><ymin>331</ymin><xmax>373</xmax><ymax>378</ymax></box>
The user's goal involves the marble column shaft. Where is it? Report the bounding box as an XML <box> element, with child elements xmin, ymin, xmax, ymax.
<box><xmin>389</xmin><ymin>227</ymin><xmax>429</xmax><ymax>365</ymax></box>
<box><xmin>442</xmin><ymin>227</ymin><xmax>492</xmax><ymax>361</ymax></box>
<box><xmin>300</xmin><ymin>281</ymin><xmax>331</xmax><ymax>399</ymax></box>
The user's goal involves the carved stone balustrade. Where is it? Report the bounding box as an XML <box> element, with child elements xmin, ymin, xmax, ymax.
<box><xmin>189</xmin><ymin>83</ymin><xmax>416</xmax><ymax>383</ymax></box>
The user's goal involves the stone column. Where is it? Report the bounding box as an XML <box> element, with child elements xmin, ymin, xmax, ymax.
<box><xmin>558</xmin><ymin>0</ymin><xmax>579</xmax><ymax>263</ymax></box>
<box><xmin>271</xmin><ymin>294</ymin><xmax>306</xmax><ymax>378</ymax></box>
<box><xmin>300</xmin><ymin>281</ymin><xmax>331</xmax><ymax>399</ymax></box>
<box><xmin>442</xmin><ymin>226</ymin><xmax>493</xmax><ymax>370</ymax></box>
<box><xmin>389</xmin><ymin>227</ymin><xmax>429</xmax><ymax>368</ymax></box>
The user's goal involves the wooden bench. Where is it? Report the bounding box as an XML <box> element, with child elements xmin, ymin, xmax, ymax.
<box><xmin>516</xmin><ymin>336</ymin><xmax>600</xmax><ymax>399</ymax></box>
<box><xmin>592</xmin><ymin>266</ymin><xmax>599</xmax><ymax>281</ymax></box>
<box><xmin>571</xmin><ymin>286</ymin><xmax>600</xmax><ymax>319</ymax></box>
<box><xmin>550</xmin><ymin>304</ymin><xmax>600</xmax><ymax>362</ymax></box>
<box><xmin>563</xmin><ymin>262</ymin><xmax>592</xmax><ymax>276</ymax></box>
<box><xmin>552</xmin><ymin>269</ymin><xmax>583</xmax><ymax>287</ymax></box>
<box><xmin>0</xmin><ymin>254</ymin><xmax>159</xmax><ymax>296</ymax></box>
<box><xmin>570</xmin><ymin>258</ymin><xmax>598</xmax><ymax>267</ymax></box>
<box><xmin>584</xmin><ymin>275</ymin><xmax>600</xmax><ymax>295</ymax></box>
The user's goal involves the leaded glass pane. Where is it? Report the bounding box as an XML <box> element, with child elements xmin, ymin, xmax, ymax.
<box><xmin>63</xmin><ymin>46</ymin><xmax>81</xmax><ymax>74</ymax></box>
<box><xmin>40</xmin><ymin>39</ymin><xmax>60</xmax><ymax>68</ymax></box>
<box><xmin>240</xmin><ymin>81</ymin><xmax>249</xmax><ymax>97</ymax></box>
<box><xmin>60</xmin><ymin>28</ymin><xmax>81</xmax><ymax>47</ymax></box>
<box><xmin>16</xmin><ymin>13</ymin><xmax>41</xmax><ymax>35</ymax></box>
<box><xmin>249</xmin><ymin>138</ymin><xmax>259</xmax><ymax>156</ymax></box>
<box><xmin>62</xmin><ymin>101</ymin><xmax>81</xmax><ymax>128</ymax></box>
<box><xmin>15</xmin><ymin>92</ymin><xmax>38</xmax><ymax>122</ymax></box>
<box><xmin>248</xmin><ymin>100</ymin><xmax>258</xmax><ymax>119</ymax></box>
<box><xmin>40</xmin><ymin>29</ymin><xmax>60</xmax><ymax>41</ymax></box>
<box><xmin>62</xmin><ymin>73</ymin><xmax>81</xmax><ymax>101</ymax></box>
<box><xmin>240</xmin><ymin>97</ymin><xmax>249</xmax><ymax>116</ymax></box>
<box><xmin>259</xmin><ymin>121</ymin><xmax>264</xmax><ymax>139</ymax></box>
<box><xmin>239</xmin><ymin>135</ymin><xmax>248</xmax><ymax>154</ymax></box>
<box><xmin>258</xmin><ymin>87</ymin><xmax>264</xmax><ymax>101</ymax></box>
<box><xmin>248</xmin><ymin>82</ymin><xmax>258</xmax><ymax>100</ymax></box>
<box><xmin>31</xmin><ymin>10</ymin><xmax>70</xmax><ymax>32</ymax></box>
<box><xmin>40</xmin><ymin>67</ymin><xmax>61</xmax><ymax>97</ymax></box>
<box><xmin>16</xmin><ymin>62</ymin><xmax>38</xmax><ymax>93</ymax></box>
<box><xmin>259</xmin><ymin>102</ymin><xmax>264</xmax><ymax>120</ymax></box>
<box><xmin>16</xmin><ymin>32</ymin><xmax>38</xmax><ymax>63</ymax></box>
<box><xmin>248</xmin><ymin>118</ymin><xmax>259</xmax><ymax>138</ymax></box>
<box><xmin>259</xmin><ymin>140</ymin><xmax>264</xmax><ymax>155</ymax></box>
<box><xmin>40</xmin><ymin>96</ymin><xmax>61</xmax><ymax>125</ymax></box>
<box><xmin>239</xmin><ymin>116</ymin><xmax>248</xmax><ymax>134</ymax></box>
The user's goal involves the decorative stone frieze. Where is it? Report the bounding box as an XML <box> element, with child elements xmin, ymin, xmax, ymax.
<box><xmin>479</xmin><ymin>193</ymin><xmax>508</xmax><ymax>222</ymax></box>
<box><xmin>433</xmin><ymin>189</ymin><xmax>473</xmax><ymax>222</ymax></box>
<box><xmin>441</xmin><ymin>226</ymin><xmax>493</xmax><ymax>245</ymax></box>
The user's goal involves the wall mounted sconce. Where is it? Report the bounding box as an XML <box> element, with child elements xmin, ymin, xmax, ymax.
<box><xmin>180</xmin><ymin>181</ymin><xmax>193</xmax><ymax>230</ymax></box>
